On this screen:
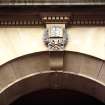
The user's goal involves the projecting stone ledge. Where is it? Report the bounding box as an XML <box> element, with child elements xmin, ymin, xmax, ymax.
<box><xmin>0</xmin><ymin>0</ymin><xmax>105</xmax><ymax>5</ymax></box>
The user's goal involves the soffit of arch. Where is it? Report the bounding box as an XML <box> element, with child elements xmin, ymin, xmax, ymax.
<box><xmin>0</xmin><ymin>51</ymin><xmax>105</xmax><ymax>104</ymax></box>
<box><xmin>0</xmin><ymin>55</ymin><xmax>105</xmax><ymax>105</ymax></box>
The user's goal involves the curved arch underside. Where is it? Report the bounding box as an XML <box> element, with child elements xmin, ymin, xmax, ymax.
<box><xmin>0</xmin><ymin>51</ymin><xmax>105</xmax><ymax>105</ymax></box>
<box><xmin>10</xmin><ymin>89</ymin><xmax>104</xmax><ymax>105</ymax></box>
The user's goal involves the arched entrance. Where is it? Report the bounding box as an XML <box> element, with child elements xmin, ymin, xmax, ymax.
<box><xmin>10</xmin><ymin>89</ymin><xmax>104</xmax><ymax>105</ymax></box>
<box><xmin>0</xmin><ymin>52</ymin><xmax>105</xmax><ymax>105</ymax></box>
<box><xmin>0</xmin><ymin>1</ymin><xmax>105</xmax><ymax>104</ymax></box>
<box><xmin>0</xmin><ymin>72</ymin><xmax>105</xmax><ymax>105</ymax></box>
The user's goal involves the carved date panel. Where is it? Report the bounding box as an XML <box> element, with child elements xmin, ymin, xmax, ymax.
<box><xmin>44</xmin><ymin>24</ymin><xmax>68</xmax><ymax>51</ymax></box>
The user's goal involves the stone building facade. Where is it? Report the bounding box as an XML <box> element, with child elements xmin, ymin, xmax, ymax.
<box><xmin>0</xmin><ymin>0</ymin><xmax>105</xmax><ymax>105</ymax></box>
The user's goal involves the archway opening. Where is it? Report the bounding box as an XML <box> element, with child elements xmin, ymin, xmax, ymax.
<box><xmin>10</xmin><ymin>89</ymin><xmax>104</xmax><ymax>105</ymax></box>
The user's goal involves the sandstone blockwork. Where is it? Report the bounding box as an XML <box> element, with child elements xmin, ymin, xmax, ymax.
<box><xmin>0</xmin><ymin>51</ymin><xmax>105</xmax><ymax>105</ymax></box>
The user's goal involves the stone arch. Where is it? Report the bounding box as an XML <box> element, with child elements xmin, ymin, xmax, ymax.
<box><xmin>0</xmin><ymin>51</ymin><xmax>105</xmax><ymax>105</ymax></box>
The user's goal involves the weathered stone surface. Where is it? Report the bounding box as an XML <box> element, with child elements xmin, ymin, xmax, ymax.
<box><xmin>0</xmin><ymin>52</ymin><xmax>105</xmax><ymax>105</ymax></box>
<box><xmin>0</xmin><ymin>0</ymin><xmax>105</xmax><ymax>5</ymax></box>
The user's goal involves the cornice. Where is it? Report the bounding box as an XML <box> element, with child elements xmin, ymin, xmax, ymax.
<box><xmin>0</xmin><ymin>0</ymin><xmax>105</xmax><ymax>6</ymax></box>
<box><xmin>0</xmin><ymin>6</ymin><xmax>105</xmax><ymax>27</ymax></box>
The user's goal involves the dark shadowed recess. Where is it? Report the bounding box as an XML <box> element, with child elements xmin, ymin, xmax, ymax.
<box><xmin>10</xmin><ymin>89</ymin><xmax>104</xmax><ymax>105</ymax></box>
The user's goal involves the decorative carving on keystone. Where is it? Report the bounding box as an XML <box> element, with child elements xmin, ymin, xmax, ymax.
<box><xmin>44</xmin><ymin>25</ymin><xmax>68</xmax><ymax>51</ymax></box>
